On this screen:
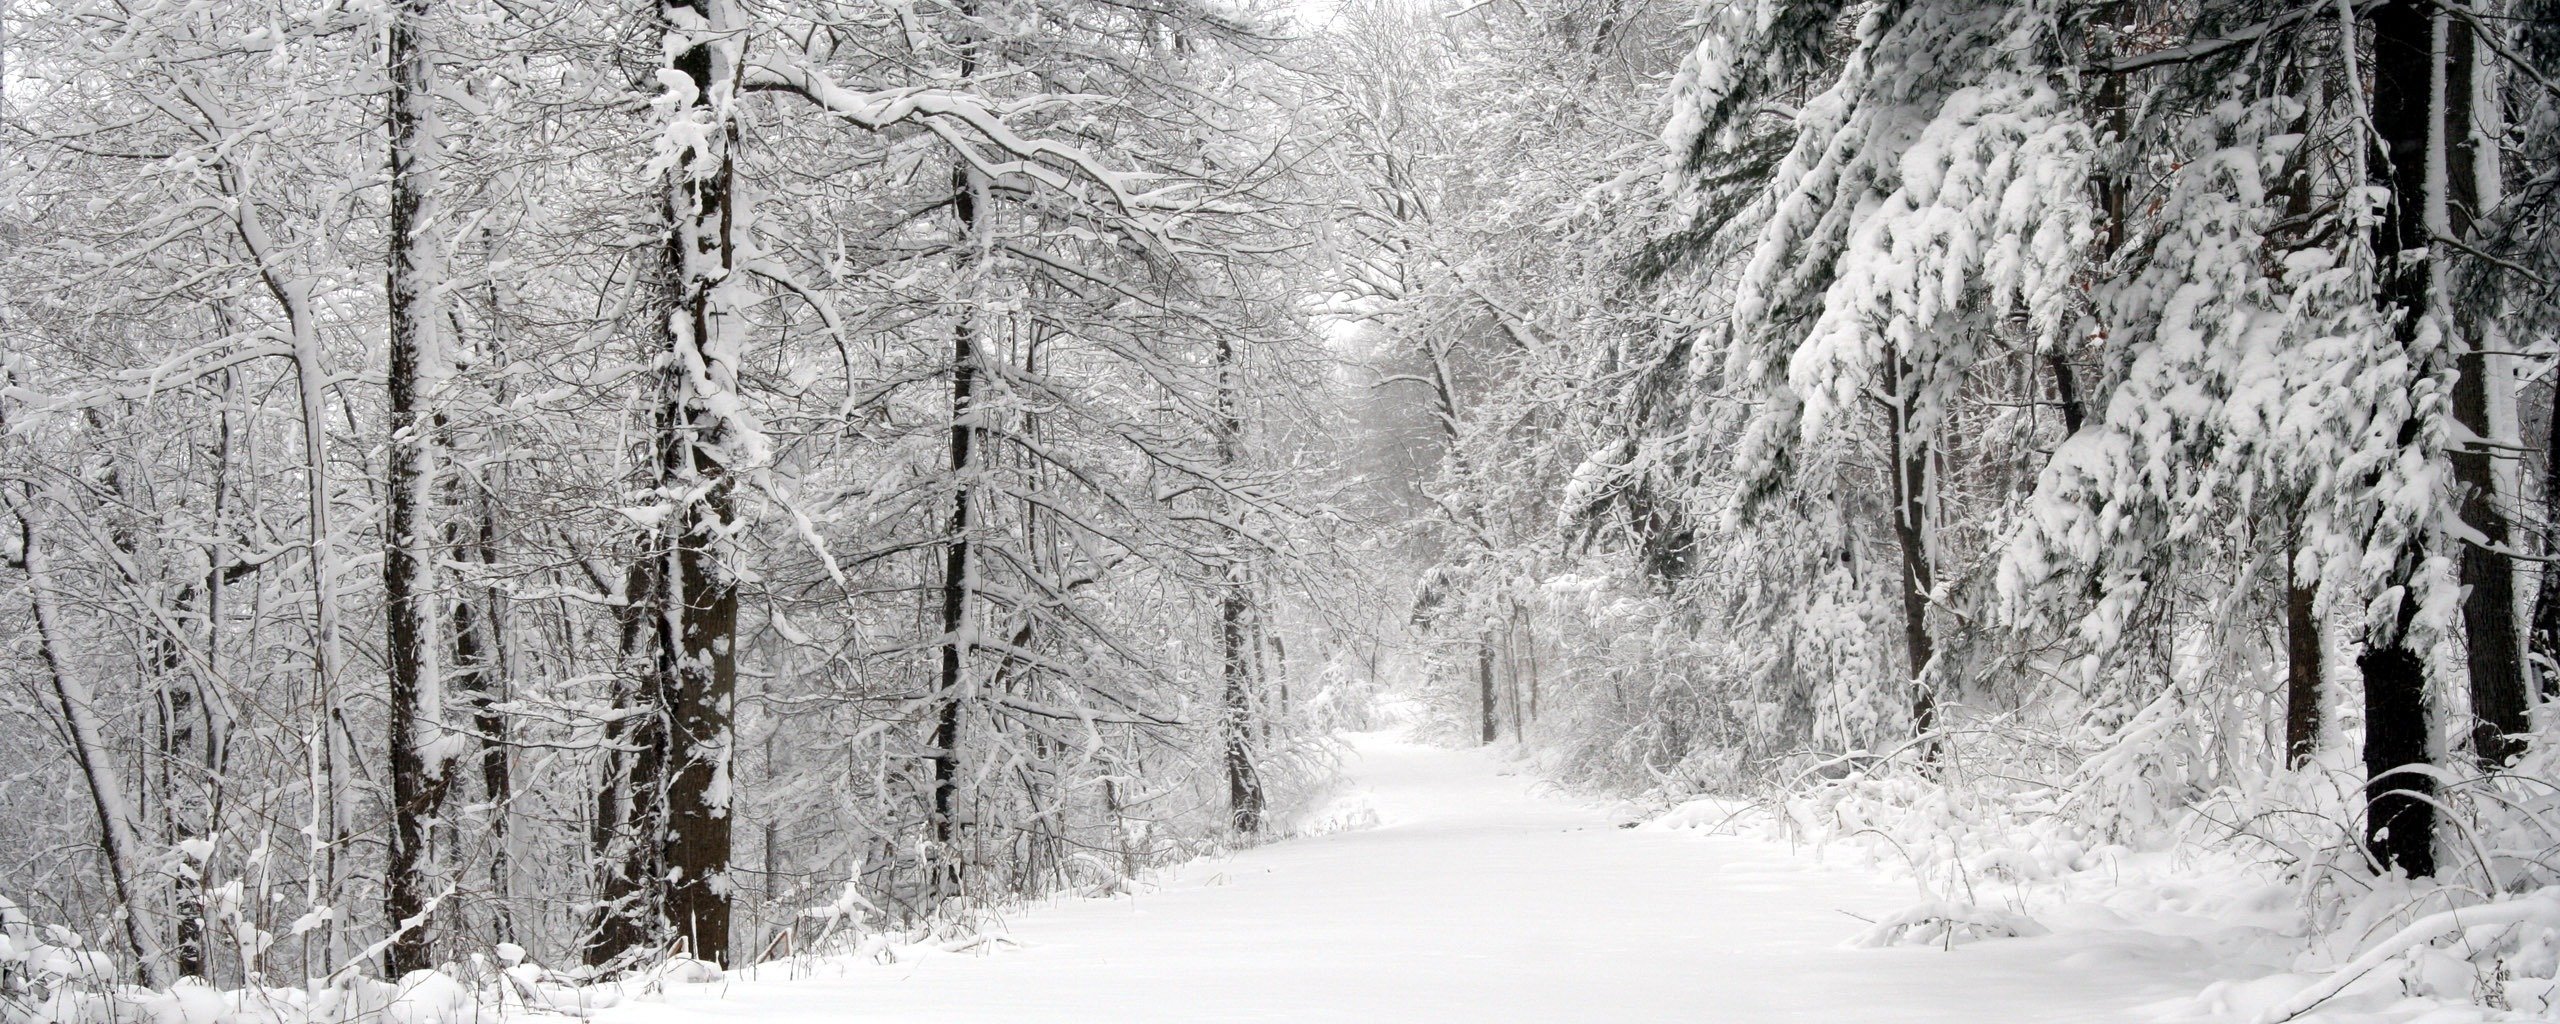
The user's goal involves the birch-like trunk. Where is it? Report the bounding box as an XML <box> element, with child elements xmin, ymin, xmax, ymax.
<box><xmin>2435</xmin><ymin>12</ymin><xmax>2528</xmax><ymax>767</ymax></box>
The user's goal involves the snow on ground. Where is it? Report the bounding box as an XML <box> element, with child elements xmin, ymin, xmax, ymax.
<box><xmin>603</xmin><ymin>730</ymin><xmax>2235</xmax><ymax>1022</ymax></box>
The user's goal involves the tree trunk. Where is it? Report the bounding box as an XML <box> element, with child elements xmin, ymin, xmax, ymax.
<box><xmin>2533</xmin><ymin>378</ymin><xmax>2560</xmax><ymax>696</ymax></box>
<box><xmin>1883</xmin><ymin>356</ymin><xmax>1940</xmax><ymax>766</ymax></box>
<box><xmin>4</xmin><ymin>486</ymin><xmax>175</xmax><ymax>987</ymax></box>
<box><xmin>930</xmin><ymin>160</ymin><xmax>983</xmax><ymax>902</ymax></box>
<box><xmin>156</xmin><ymin>589</ymin><xmax>211</xmax><ymax>980</ymax></box>
<box><xmin>2285</xmin><ymin>538</ymin><xmax>2323</xmax><ymax>767</ymax></box>
<box><xmin>645</xmin><ymin>0</ymin><xmax>745</xmax><ymax>964</ymax></box>
<box><xmin>586</xmin><ymin>564</ymin><xmax>665</xmax><ymax>969</ymax></box>
<box><xmin>446</xmin><ymin>469</ymin><xmax>508</xmax><ymax>937</ymax></box>
<box><xmin>464</xmin><ymin>226</ymin><xmax>517</xmax><ymax>938</ymax></box>
<box><xmin>86</xmin><ymin>409</ymin><xmax>213</xmax><ymax>980</ymax></box>
<box><xmin>2360</xmin><ymin>579</ymin><xmax>2436</xmax><ymax>877</ymax></box>
<box><xmin>1477</xmin><ymin>640</ymin><xmax>1498</xmax><ymax>744</ymax></box>
<box><xmin>2357</xmin><ymin>0</ymin><xmax>2453</xmax><ymax>877</ymax></box>
<box><xmin>1222</xmin><ymin>580</ymin><xmax>1266</xmax><ymax>832</ymax></box>
<box><xmin>2435</xmin><ymin>14</ymin><xmax>2528</xmax><ymax>767</ymax></box>
<box><xmin>382</xmin><ymin>0</ymin><xmax>450</xmax><ymax>975</ymax></box>
<box><xmin>1217</xmin><ymin>336</ymin><xmax>1265</xmax><ymax>833</ymax></box>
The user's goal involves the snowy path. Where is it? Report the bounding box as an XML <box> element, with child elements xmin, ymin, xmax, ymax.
<box><xmin>612</xmin><ymin>732</ymin><xmax>2210</xmax><ymax>1022</ymax></box>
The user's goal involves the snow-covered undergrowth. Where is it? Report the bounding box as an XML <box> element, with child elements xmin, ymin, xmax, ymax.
<box><xmin>1634</xmin><ymin>713</ymin><xmax>2560</xmax><ymax>1023</ymax></box>
<box><xmin>0</xmin><ymin>908</ymin><xmax>677</xmax><ymax>1024</ymax></box>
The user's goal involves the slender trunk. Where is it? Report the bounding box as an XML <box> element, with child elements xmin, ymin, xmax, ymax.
<box><xmin>226</xmin><ymin>163</ymin><xmax>352</xmax><ymax>967</ymax></box>
<box><xmin>1258</xmin><ymin>603</ymin><xmax>1289</xmax><ymax>732</ymax></box>
<box><xmin>585</xmin><ymin>564</ymin><xmax>664</xmax><ymax>969</ymax></box>
<box><xmin>194</xmin><ymin>365</ymin><xmax>241</xmax><ymax>980</ymax></box>
<box><xmin>155</xmin><ymin>585</ymin><xmax>209</xmax><ymax>980</ymax></box>
<box><xmin>2285</xmin><ymin>534</ymin><xmax>2324</xmax><ymax>766</ymax></box>
<box><xmin>1520</xmin><ymin>606</ymin><xmax>1540</xmax><ymax>729</ymax></box>
<box><xmin>2051</xmin><ymin>1</ymin><xmax>2127</xmax><ymax>440</ymax></box>
<box><xmin>451</xmin><ymin>486</ymin><xmax>510</xmax><ymax>936</ymax></box>
<box><xmin>1477</xmin><ymin>641</ymin><xmax>1498</xmax><ymax>744</ymax></box>
<box><xmin>1504</xmin><ymin>612</ymin><xmax>1524</xmax><ymax>736</ymax></box>
<box><xmin>1216</xmin><ymin>336</ymin><xmax>1265</xmax><ymax>833</ymax></box>
<box><xmin>383</xmin><ymin>0</ymin><xmax>450</xmax><ymax>975</ymax></box>
<box><xmin>930</xmin><ymin>167</ymin><xmax>981</xmax><ymax>901</ymax></box>
<box><xmin>290</xmin><ymin>288</ymin><xmax>347</xmax><ymax>974</ymax></box>
<box><xmin>2276</xmin><ymin>60</ymin><xmax>2326</xmax><ymax>772</ymax></box>
<box><xmin>85</xmin><ymin>410</ymin><xmax>212</xmax><ymax>980</ymax></box>
<box><xmin>1882</xmin><ymin>356</ymin><xmax>1940</xmax><ymax>766</ymax></box>
<box><xmin>466</xmin><ymin>225</ymin><xmax>516</xmax><ymax>937</ymax></box>
<box><xmin>5</xmin><ymin>486</ymin><xmax>175</xmax><ymax>987</ymax></box>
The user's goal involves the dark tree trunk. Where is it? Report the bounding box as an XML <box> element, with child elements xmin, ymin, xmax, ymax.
<box><xmin>597</xmin><ymin>0</ymin><xmax>746</xmax><ymax>966</ymax></box>
<box><xmin>382</xmin><ymin>0</ymin><xmax>448</xmax><ymax>975</ymax></box>
<box><xmin>154</xmin><ymin>601</ymin><xmax>210</xmax><ymax>979</ymax></box>
<box><xmin>2357</xmin><ymin>0</ymin><xmax>2451</xmax><ymax>877</ymax></box>
<box><xmin>1477</xmin><ymin>640</ymin><xmax>1498</xmax><ymax>744</ymax></box>
<box><xmin>930</xmin><ymin>161</ymin><xmax>982</xmax><ymax>903</ymax></box>
<box><xmin>657</xmin><ymin>465</ymin><xmax>735</xmax><ymax>963</ymax></box>
<box><xmin>89</xmin><ymin>414</ymin><xmax>214</xmax><ymax>980</ymax></box>
<box><xmin>585</xmin><ymin>564</ymin><xmax>666</xmax><ymax>968</ymax></box>
<box><xmin>2360</xmin><ymin>583</ymin><xmax>2437</xmax><ymax>877</ymax></box>
<box><xmin>1519</xmin><ymin>606</ymin><xmax>1540</xmax><ymax>729</ymax></box>
<box><xmin>448</xmin><ymin>481</ymin><xmax>511</xmax><ymax>936</ymax></box>
<box><xmin>1882</xmin><ymin>356</ymin><xmax>1940</xmax><ymax>766</ymax></box>
<box><xmin>2285</xmin><ymin>541</ymin><xmax>2324</xmax><ymax>767</ymax></box>
<box><xmin>2273</xmin><ymin>56</ymin><xmax>2326</xmax><ymax>773</ymax></box>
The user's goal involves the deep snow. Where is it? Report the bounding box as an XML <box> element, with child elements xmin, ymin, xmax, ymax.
<box><xmin>602</xmin><ymin>731</ymin><xmax>2225</xmax><ymax>1022</ymax></box>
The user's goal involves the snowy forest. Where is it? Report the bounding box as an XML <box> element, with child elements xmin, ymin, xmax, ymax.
<box><xmin>3</xmin><ymin>0</ymin><xmax>2560</xmax><ymax>1020</ymax></box>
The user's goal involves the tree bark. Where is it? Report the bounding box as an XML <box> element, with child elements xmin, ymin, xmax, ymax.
<box><xmin>930</xmin><ymin>160</ymin><xmax>983</xmax><ymax>902</ymax></box>
<box><xmin>1882</xmin><ymin>355</ymin><xmax>1940</xmax><ymax>767</ymax></box>
<box><xmin>644</xmin><ymin>0</ymin><xmax>744</xmax><ymax>964</ymax></box>
<box><xmin>1217</xmin><ymin>336</ymin><xmax>1266</xmax><ymax>833</ymax></box>
<box><xmin>451</xmin><ymin>484</ymin><xmax>510</xmax><ymax>936</ymax></box>
<box><xmin>1222</xmin><ymin>581</ymin><xmax>1266</xmax><ymax>832</ymax></box>
<box><xmin>2357</xmin><ymin>0</ymin><xmax>2451</xmax><ymax>877</ymax></box>
<box><xmin>2359</xmin><ymin>582</ymin><xmax>2436</xmax><ymax>877</ymax></box>
<box><xmin>2533</xmin><ymin>378</ymin><xmax>2560</xmax><ymax>696</ymax></box>
<box><xmin>586</xmin><ymin>564</ymin><xmax>665</xmax><ymax>969</ymax></box>
<box><xmin>382</xmin><ymin>0</ymin><xmax>450</xmax><ymax>975</ymax></box>
<box><xmin>2285</xmin><ymin>539</ymin><xmax>2323</xmax><ymax>766</ymax></box>
<box><xmin>2435</xmin><ymin>14</ymin><xmax>2529</xmax><ymax>767</ymax></box>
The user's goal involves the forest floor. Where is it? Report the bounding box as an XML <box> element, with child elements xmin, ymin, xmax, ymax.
<box><xmin>598</xmin><ymin>729</ymin><xmax>2244</xmax><ymax>1022</ymax></box>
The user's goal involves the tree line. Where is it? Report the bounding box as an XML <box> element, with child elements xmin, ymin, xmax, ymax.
<box><xmin>0</xmin><ymin>0</ymin><xmax>1368</xmax><ymax>984</ymax></box>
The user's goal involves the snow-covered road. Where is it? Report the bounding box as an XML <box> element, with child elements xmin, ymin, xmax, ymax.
<box><xmin>608</xmin><ymin>732</ymin><xmax>2210</xmax><ymax>1022</ymax></box>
